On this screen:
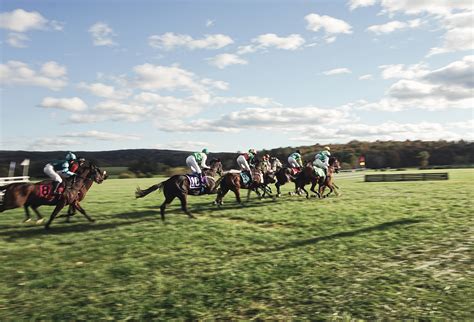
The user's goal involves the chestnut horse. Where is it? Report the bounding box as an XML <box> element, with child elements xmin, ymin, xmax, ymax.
<box><xmin>135</xmin><ymin>159</ymin><xmax>223</xmax><ymax>220</ymax></box>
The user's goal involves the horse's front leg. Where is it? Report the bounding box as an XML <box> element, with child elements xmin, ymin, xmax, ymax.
<box><xmin>73</xmin><ymin>202</ymin><xmax>95</xmax><ymax>222</ymax></box>
<box><xmin>45</xmin><ymin>201</ymin><xmax>67</xmax><ymax>229</ymax></box>
<box><xmin>310</xmin><ymin>179</ymin><xmax>320</xmax><ymax>198</ymax></box>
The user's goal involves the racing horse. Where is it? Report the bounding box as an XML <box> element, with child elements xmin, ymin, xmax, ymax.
<box><xmin>214</xmin><ymin>166</ymin><xmax>268</xmax><ymax>206</ymax></box>
<box><xmin>0</xmin><ymin>161</ymin><xmax>107</xmax><ymax>228</ymax></box>
<box><xmin>311</xmin><ymin>157</ymin><xmax>341</xmax><ymax>198</ymax></box>
<box><xmin>135</xmin><ymin>159</ymin><xmax>223</xmax><ymax>220</ymax></box>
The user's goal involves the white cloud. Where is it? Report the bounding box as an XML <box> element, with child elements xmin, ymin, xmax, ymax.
<box><xmin>148</xmin><ymin>32</ymin><xmax>233</xmax><ymax>50</ymax></box>
<box><xmin>88</xmin><ymin>22</ymin><xmax>117</xmax><ymax>46</ymax></box>
<box><xmin>155</xmin><ymin>106</ymin><xmax>353</xmax><ymax>132</ymax></box>
<box><xmin>0</xmin><ymin>9</ymin><xmax>48</xmax><ymax>32</ymax></box>
<box><xmin>358</xmin><ymin>55</ymin><xmax>474</xmax><ymax>111</ymax></box>
<box><xmin>28</xmin><ymin>138</ymin><xmax>80</xmax><ymax>150</ymax></box>
<box><xmin>39</xmin><ymin>97</ymin><xmax>87</xmax><ymax>112</ymax></box>
<box><xmin>6</xmin><ymin>32</ymin><xmax>29</xmax><ymax>48</ymax></box>
<box><xmin>133</xmin><ymin>63</ymin><xmax>207</xmax><ymax>94</ymax></box>
<box><xmin>367</xmin><ymin>19</ymin><xmax>423</xmax><ymax>34</ymax></box>
<box><xmin>428</xmin><ymin>11</ymin><xmax>474</xmax><ymax>56</ymax></box>
<box><xmin>64</xmin><ymin>130</ymin><xmax>140</xmax><ymax>141</ymax></box>
<box><xmin>207</xmin><ymin>53</ymin><xmax>248</xmax><ymax>69</ymax></box>
<box><xmin>348</xmin><ymin>0</ymin><xmax>376</xmax><ymax>10</ymax></box>
<box><xmin>379</xmin><ymin>63</ymin><xmax>429</xmax><ymax>79</ymax></box>
<box><xmin>323</xmin><ymin>68</ymin><xmax>352</xmax><ymax>75</ymax></box>
<box><xmin>206</xmin><ymin>19</ymin><xmax>214</xmax><ymax>27</ymax></box>
<box><xmin>211</xmin><ymin>96</ymin><xmax>280</xmax><ymax>107</ymax></box>
<box><xmin>251</xmin><ymin>33</ymin><xmax>305</xmax><ymax>50</ymax></box>
<box><xmin>305</xmin><ymin>13</ymin><xmax>353</xmax><ymax>35</ymax></box>
<box><xmin>359</xmin><ymin>74</ymin><xmax>373</xmax><ymax>80</ymax></box>
<box><xmin>0</xmin><ymin>60</ymin><xmax>67</xmax><ymax>90</ymax></box>
<box><xmin>78</xmin><ymin>82</ymin><xmax>131</xmax><ymax>99</ymax></box>
<box><xmin>41</xmin><ymin>61</ymin><xmax>67</xmax><ymax>78</ymax></box>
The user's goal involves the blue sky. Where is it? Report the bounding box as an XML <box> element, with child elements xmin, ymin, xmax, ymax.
<box><xmin>1</xmin><ymin>0</ymin><xmax>473</xmax><ymax>152</ymax></box>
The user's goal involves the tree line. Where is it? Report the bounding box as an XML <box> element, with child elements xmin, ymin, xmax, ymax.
<box><xmin>0</xmin><ymin>140</ymin><xmax>472</xmax><ymax>177</ymax></box>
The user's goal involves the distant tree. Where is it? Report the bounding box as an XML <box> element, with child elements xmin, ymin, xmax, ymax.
<box><xmin>417</xmin><ymin>151</ymin><xmax>430</xmax><ymax>167</ymax></box>
<box><xmin>129</xmin><ymin>157</ymin><xmax>158</xmax><ymax>175</ymax></box>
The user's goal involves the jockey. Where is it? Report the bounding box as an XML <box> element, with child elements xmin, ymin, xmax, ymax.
<box><xmin>44</xmin><ymin>152</ymin><xmax>77</xmax><ymax>194</ymax></box>
<box><xmin>237</xmin><ymin>149</ymin><xmax>257</xmax><ymax>182</ymax></box>
<box><xmin>186</xmin><ymin>148</ymin><xmax>210</xmax><ymax>188</ymax></box>
<box><xmin>70</xmin><ymin>157</ymin><xmax>86</xmax><ymax>173</ymax></box>
<box><xmin>270</xmin><ymin>156</ymin><xmax>283</xmax><ymax>172</ymax></box>
<box><xmin>261</xmin><ymin>154</ymin><xmax>272</xmax><ymax>173</ymax></box>
<box><xmin>313</xmin><ymin>146</ymin><xmax>331</xmax><ymax>175</ymax></box>
<box><xmin>288</xmin><ymin>150</ymin><xmax>303</xmax><ymax>170</ymax></box>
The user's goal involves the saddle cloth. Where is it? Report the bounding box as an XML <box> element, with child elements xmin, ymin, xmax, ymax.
<box><xmin>185</xmin><ymin>174</ymin><xmax>202</xmax><ymax>190</ymax></box>
<box><xmin>35</xmin><ymin>182</ymin><xmax>65</xmax><ymax>200</ymax></box>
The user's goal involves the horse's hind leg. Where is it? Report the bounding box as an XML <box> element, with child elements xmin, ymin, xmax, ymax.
<box><xmin>176</xmin><ymin>193</ymin><xmax>195</xmax><ymax>219</ymax></box>
<box><xmin>45</xmin><ymin>202</ymin><xmax>66</xmax><ymax>229</ymax></box>
<box><xmin>160</xmin><ymin>195</ymin><xmax>175</xmax><ymax>221</ymax></box>
<box><xmin>31</xmin><ymin>206</ymin><xmax>44</xmax><ymax>224</ymax></box>
<box><xmin>23</xmin><ymin>205</ymin><xmax>32</xmax><ymax>223</ymax></box>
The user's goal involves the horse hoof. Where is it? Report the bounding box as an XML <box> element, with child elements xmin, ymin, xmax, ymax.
<box><xmin>36</xmin><ymin>218</ymin><xmax>45</xmax><ymax>224</ymax></box>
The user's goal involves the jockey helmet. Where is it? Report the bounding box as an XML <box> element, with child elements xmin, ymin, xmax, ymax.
<box><xmin>202</xmin><ymin>148</ymin><xmax>209</xmax><ymax>154</ymax></box>
<box><xmin>296</xmin><ymin>150</ymin><xmax>301</xmax><ymax>154</ymax></box>
<box><xmin>324</xmin><ymin>146</ymin><xmax>331</xmax><ymax>151</ymax></box>
<box><xmin>249</xmin><ymin>148</ymin><xmax>257</xmax><ymax>154</ymax></box>
<box><xmin>65</xmin><ymin>152</ymin><xmax>77</xmax><ymax>161</ymax></box>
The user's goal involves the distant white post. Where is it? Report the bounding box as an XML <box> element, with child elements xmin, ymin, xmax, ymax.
<box><xmin>21</xmin><ymin>159</ymin><xmax>30</xmax><ymax>177</ymax></box>
<box><xmin>8</xmin><ymin>162</ymin><xmax>16</xmax><ymax>177</ymax></box>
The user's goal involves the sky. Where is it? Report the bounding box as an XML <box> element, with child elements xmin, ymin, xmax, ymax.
<box><xmin>0</xmin><ymin>0</ymin><xmax>473</xmax><ymax>152</ymax></box>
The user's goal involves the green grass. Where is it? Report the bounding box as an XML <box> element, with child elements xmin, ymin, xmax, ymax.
<box><xmin>1</xmin><ymin>169</ymin><xmax>473</xmax><ymax>319</ymax></box>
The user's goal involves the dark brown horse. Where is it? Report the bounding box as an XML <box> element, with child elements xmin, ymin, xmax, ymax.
<box><xmin>135</xmin><ymin>159</ymin><xmax>223</xmax><ymax>220</ymax></box>
<box><xmin>214</xmin><ymin>167</ymin><xmax>268</xmax><ymax>206</ymax></box>
<box><xmin>0</xmin><ymin>161</ymin><xmax>106</xmax><ymax>228</ymax></box>
<box><xmin>274</xmin><ymin>166</ymin><xmax>301</xmax><ymax>197</ymax></box>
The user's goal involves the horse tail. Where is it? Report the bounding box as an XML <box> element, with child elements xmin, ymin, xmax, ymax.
<box><xmin>135</xmin><ymin>182</ymin><xmax>163</xmax><ymax>199</ymax></box>
<box><xmin>214</xmin><ymin>175</ymin><xmax>225</xmax><ymax>188</ymax></box>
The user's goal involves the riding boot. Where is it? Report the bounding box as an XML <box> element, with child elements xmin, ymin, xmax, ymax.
<box><xmin>52</xmin><ymin>181</ymin><xmax>60</xmax><ymax>195</ymax></box>
<box><xmin>199</xmin><ymin>174</ymin><xmax>206</xmax><ymax>193</ymax></box>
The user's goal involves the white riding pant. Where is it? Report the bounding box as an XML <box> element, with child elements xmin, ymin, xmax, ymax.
<box><xmin>288</xmin><ymin>157</ymin><xmax>300</xmax><ymax>168</ymax></box>
<box><xmin>186</xmin><ymin>156</ymin><xmax>202</xmax><ymax>174</ymax></box>
<box><xmin>313</xmin><ymin>159</ymin><xmax>328</xmax><ymax>170</ymax></box>
<box><xmin>237</xmin><ymin>155</ymin><xmax>251</xmax><ymax>172</ymax></box>
<box><xmin>44</xmin><ymin>164</ymin><xmax>63</xmax><ymax>183</ymax></box>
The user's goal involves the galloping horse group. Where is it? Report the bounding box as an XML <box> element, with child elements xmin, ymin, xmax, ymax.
<box><xmin>137</xmin><ymin>156</ymin><xmax>341</xmax><ymax>220</ymax></box>
<box><xmin>0</xmin><ymin>153</ymin><xmax>340</xmax><ymax>227</ymax></box>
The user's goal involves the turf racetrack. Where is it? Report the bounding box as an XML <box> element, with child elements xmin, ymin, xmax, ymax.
<box><xmin>0</xmin><ymin>169</ymin><xmax>473</xmax><ymax>319</ymax></box>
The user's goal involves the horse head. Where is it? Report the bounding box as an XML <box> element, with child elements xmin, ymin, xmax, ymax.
<box><xmin>76</xmin><ymin>161</ymin><xmax>107</xmax><ymax>184</ymax></box>
<box><xmin>329</xmin><ymin>157</ymin><xmax>341</xmax><ymax>173</ymax></box>
<box><xmin>210</xmin><ymin>158</ymin><xmax>223</xmax><ymax>176</ymax></box>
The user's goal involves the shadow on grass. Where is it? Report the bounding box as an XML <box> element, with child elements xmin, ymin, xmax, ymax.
<box><xmin>0</xmin><ymin>210</ymin><xmax>162</xmax><ymax>240</ymax></box>
<box><xmin>250</xmin><ymin>218</ymin><xmax>424</xmax><ymax>254</ymax></box>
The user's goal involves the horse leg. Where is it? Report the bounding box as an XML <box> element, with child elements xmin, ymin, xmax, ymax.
<box><xmin>231</xmin><ymin>187</ymin><xmax>242</xmax><ymax>204</ymax></box>
<box><xmin>73</xmin><ymin>202</ymin><xmax>95</xmax><ymax>222</ymax></box>
<box><xmin>275</xmin><ymin>182</ymin><xmax>282</xmax><ymax>197</ymax></box>
<box><xmin>310</xmin><ymin>180</ymin><xmax>320</xmax><ymax>198</ymax></box>
<box><xmin>215</xmin><ymin>186</ymin><xmax>229</xmax><ymax>206</ymax></box>
<box><xmin>31</xmin><ymin>206</ymin><xmax>44</xmax><ymax>224</ymax></box>
<box><xmin>160</xmin><ymin>195</ymin><xmax>175</xmax><ymax>221</ymax></box>
<box><xmin>45</xmin><ymin>202</ymin><xmax>66</xmax><ymax>229</ymax></box>
<box><xmin>177</xmin><ymin>193</ymin><xmax>195</xmax><ymax>219</ymax></box>
<box><xmin>23</xmin><ymin>205</ymin><xmax>32</xmax><ymax>223</ymax></box>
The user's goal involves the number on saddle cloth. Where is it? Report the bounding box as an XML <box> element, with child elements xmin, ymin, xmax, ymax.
<box><xmin>186</xmin><ymin>174</ymin><xmax>202</xmax><ymax>190</ymax></box>
<box><xmin>36</xmin><ymin>182</ymin><xmax>64</xmax><ymax>199</ymax></box>
<box><xmin>240</xmin><ymin>172</ymin><xmax>251</xmax><ymax>185</ymax></box>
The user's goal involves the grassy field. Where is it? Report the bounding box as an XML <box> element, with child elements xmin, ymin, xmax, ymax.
<box><xmin>0</xmin><ymin>169</ymin><xmax>473</xmax><ymax>319</ymax></box>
